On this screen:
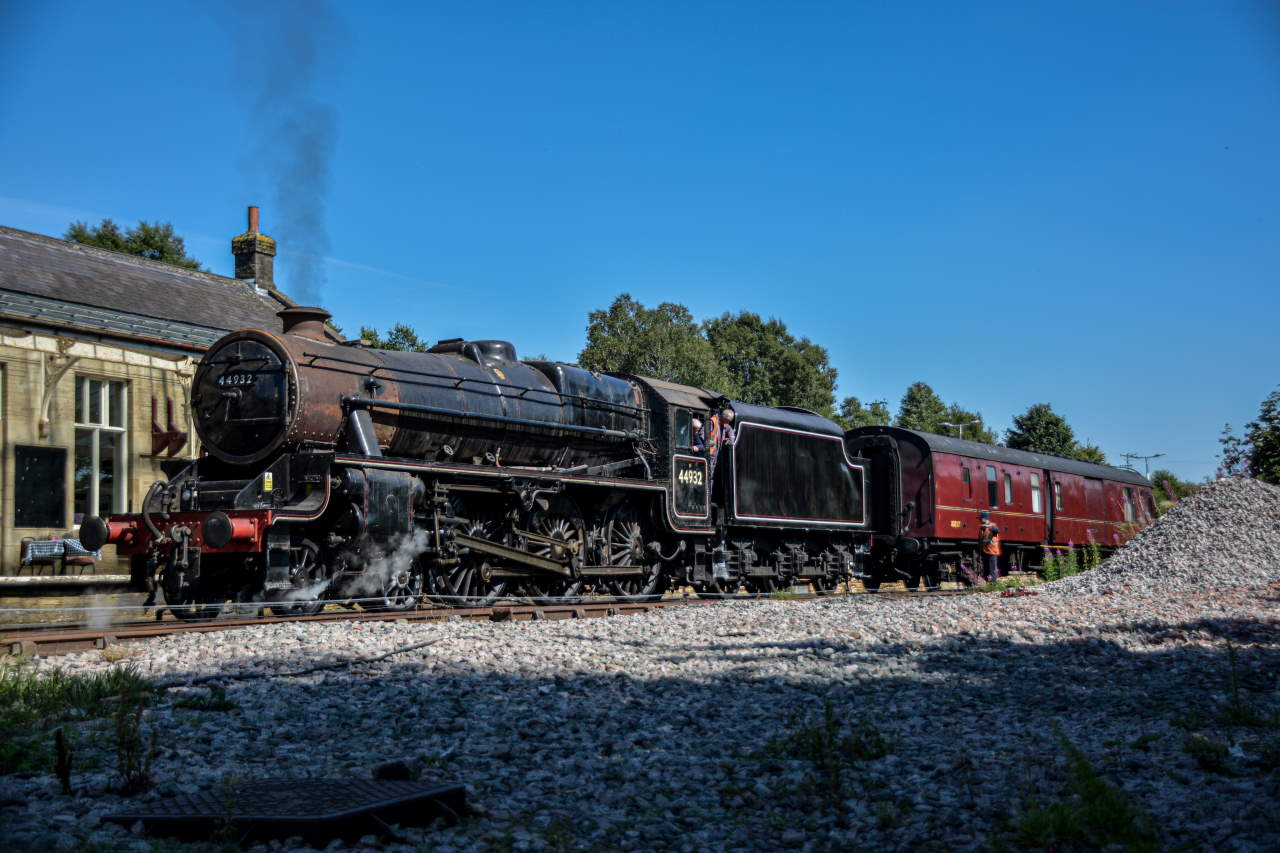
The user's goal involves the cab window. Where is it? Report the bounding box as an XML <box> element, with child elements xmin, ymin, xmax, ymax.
<box><xmin>674</xmin><ymin>409</ymin><xmax>692</xmax><ymax>449</ymax></box>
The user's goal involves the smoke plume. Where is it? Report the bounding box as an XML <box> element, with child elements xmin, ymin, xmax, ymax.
<box><xmin>228</xmin><ymin>1</ymin><xmax>348</xmax><ymax>304</ymax></box>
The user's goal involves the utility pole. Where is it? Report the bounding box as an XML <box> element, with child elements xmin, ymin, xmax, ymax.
<box><xmin>940</xmin><ymin>420</ymin><xmax>979</xmax><ymax>440</ymax></box>
<box><xmin>1121</xmin><ymin>452</ymin><xmax>1165</xmax><ymax>475</ymax></box>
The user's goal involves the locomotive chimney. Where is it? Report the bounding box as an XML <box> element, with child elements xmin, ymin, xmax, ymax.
<box><xmin>231</xmin><ymin>204</ymin><xmax>276</xmax><ymax>290</ymax></box>
<box><xmin>278</xmin><ymin>306</ymin><xmax>331</xmax><ymax>341</ymax></box>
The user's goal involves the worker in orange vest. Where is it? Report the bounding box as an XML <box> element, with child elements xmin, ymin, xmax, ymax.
<box><xmin>979</xmin><ymin>511</ymin><xmax>1001</xmax><ymax>581</ymax></box>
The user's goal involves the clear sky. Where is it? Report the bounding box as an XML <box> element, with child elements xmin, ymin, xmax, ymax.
<box><xmin>2</xmin><ymin>1</ymin><xmax>1277</xmax><ymax>482</ymax></box>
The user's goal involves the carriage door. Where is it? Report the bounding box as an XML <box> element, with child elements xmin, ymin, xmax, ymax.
<box><xmin>671</xmin><ymin>408</ymin><xmax>710</xmax><ymax>522</ymax></box>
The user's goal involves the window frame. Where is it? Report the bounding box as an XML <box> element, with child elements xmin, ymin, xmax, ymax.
<box><xmin>1030</xmin><ymin>473</ymin><xmax>1042</xmax><ymax>513</ymax></box>
<box><xmin>74</xmin><ymin>376</ymin><xmax>128</xmax><ymax>520</ymax></box>
<box><xmin>986</xmin><ymin>465</ymin><xmax>999</xmax><ymax>509</ymax></box>
<box><xmin>962</xmin><ymin>466</ymin><xmax>972</xmax><ymax>500</ymax></box>
<box><xmin>1003</xmin><ymin>473</ymin><xmax>1013</xmax><ymax>505</ymax></box>
<box><xmin>1054</xmin><ymin>481</ymin><xmax>1063</xmax><ymax>511</ymax></box>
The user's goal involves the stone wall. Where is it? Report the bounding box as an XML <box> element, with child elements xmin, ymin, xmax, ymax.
<box><xmin>0</xmin><ymin>329</ymin><xmax>199</xmax><ymax>574</ymax></box>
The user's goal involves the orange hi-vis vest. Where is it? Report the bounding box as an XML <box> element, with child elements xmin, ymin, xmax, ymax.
<box><xmin>980</xmin><ymin>522</ymin><xmax>1001</xmax><ymax>556</ymax></box>
<box><xmin>706</xmin><ymin>413</ymin><xmax>722</xmax><ymax>458</ymax></box>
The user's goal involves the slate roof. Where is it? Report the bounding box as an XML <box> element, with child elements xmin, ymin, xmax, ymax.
<box><xmin>0</xmin><ymin>225</ymin><xmax>298</xmax><ymax>349</ymax></box>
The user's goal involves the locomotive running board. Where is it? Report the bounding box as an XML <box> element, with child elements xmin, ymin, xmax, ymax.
<box><xmin>452</xmin><ymin>533</ymin><xmax>573</xmax><ymax>577</ymax></box>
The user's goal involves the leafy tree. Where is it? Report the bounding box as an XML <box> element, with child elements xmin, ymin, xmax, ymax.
<box><xmin>1220</xmin><ymin>388</ymin><xmax>1280</xmax><ymax>484</ymax></box>
<box><xmin>835</xmin><ymin>396</ymin><xmax>891</xmax><ymax>431</ymax></box>
<box><xmin>65</xmin><ymin>218</ymin><xmax>204</xmax><ymax>271</ymax></box>
<box><xmin>702</xmin><ymin>312</ymin><xmax>837</xmax><ymax>414</ymax></box>
<box><xmin>940</xmin><ymin>403</ymin><xmax>999</xmax><ymax>444</ymax></box>
<box><xmin>1148</xmin><ymin>468</ymin><xmax>1196</xmax><ymax>506</ymax></box>
<box><xmin>1005</xmin><ymin>403</ymin><xmax>1076</xmax><ymax>457</ymax></box>
<box><xmin>359</xmin><ymin>323</ymin><xmax>430</xmax><ymax>352</ymax></box>
<box><xmin>578</xmin><ymin>294</ymin><xmax>733</xmax><ymax>391</ymax></box>
<box><xmin>1006</xmin><ymin>403</ymin><xmax>1107</xmax><ymax>463</ymax></box>
<box><xmin>1071</xmin><ymin>443</ymin><xmax>1107</xmax><ymax>464</ymax></box>
<box><xmin>894</xmin><ymin>382</ymin><xmax>948</xmax><ymax>432</ymax></box>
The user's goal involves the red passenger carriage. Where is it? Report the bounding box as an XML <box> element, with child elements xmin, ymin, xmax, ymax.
<box><xmin>845</xmin><ymin>427</ymin><xmax>1155</xmax><ymax>588</ymax></box>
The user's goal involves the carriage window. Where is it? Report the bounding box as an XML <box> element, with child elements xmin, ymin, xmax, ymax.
<box><xmin>962</xmin><ymin>467</ymin><xmax>971</xmax><ymax>499</ymax></box>
<box><xmin>1004</xmin><ymin>473</ymin><xmax>1013</xmax><ymax>504</ymax></box>
<box><xmin>1030</xmin><ymin>473</ymin><xmax>1042</xmax><ymax>513</ymax></box>
<box><xmin>674</xmin><ymin>409</ymin><xmax>692</xmax><ymax>449</ymax></box>
<box><xmin>986</xmin><ymin>465</ymin><xmax>998</xmax><ymax>508</ymax></box>
<box><xmin>1123</xmin><ymin>488</ymin><xmax>1135</xmax><ymax>522</ymax></box>
<box><xmin>1054</xmin><ymin>481</ymin><xmax>1063</xmax><ymax>511</ymax></box>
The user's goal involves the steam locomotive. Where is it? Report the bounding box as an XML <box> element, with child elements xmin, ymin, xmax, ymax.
<box><xmin>82</xmin><ymin>308</ymin><xmax>1155</xmax><ymax>618</ymax></box>
<box><xmin>81</xmin><ymin>307</ymin><xmax>871</xmax><ymax>618</ymax></box>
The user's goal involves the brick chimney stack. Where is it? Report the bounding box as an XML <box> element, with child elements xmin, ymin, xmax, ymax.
<box><xmin>231</xmin><ymin>205</ymin><xmax>276</xmax><ymax>290</ymax></box>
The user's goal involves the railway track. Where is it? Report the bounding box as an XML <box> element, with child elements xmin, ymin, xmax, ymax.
<box><xmin>1</xmin><ymin>588</ymin><xmax>967</xmax><ymax>659</ymax></box>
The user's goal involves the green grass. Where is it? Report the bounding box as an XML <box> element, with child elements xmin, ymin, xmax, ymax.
<box><xmin>0</xmin><ymin>662</ymin><xmax>154</xmax><ymax>775</ymax></box>
<box><xmin>1010</xmin><ymin>730</ymin><xmax>1161</xmax><ymax>852</ymax></box>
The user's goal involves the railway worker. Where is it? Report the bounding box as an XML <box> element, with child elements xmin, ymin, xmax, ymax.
<box><xmin>979</xmin><ymin>511</ymin><xmax>1002</xmax><ymax>581</ymax></box>
<box><xmin>691</xmin><ymin>417</ymin><xmax>706</xmax><ymax>452</ymax></box>
<box><xmin>707</xmin><ymin>404</ymin><xmax>736</xmax><ymax>484</ymax></box>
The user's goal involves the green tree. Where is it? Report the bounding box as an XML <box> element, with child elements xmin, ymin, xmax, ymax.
<box><xmin>894</xmin><ymin>382</ymin><xmax>948</xmax><ymax>432</ymax></box>
<box><xmin>1005</xmin><ymin>403</ymin><xmax>1076</xmax><ymax>457</ymax></box>
<box><xmin>1148</xmin><ymin>468</ymin><xmax>1196</xmax><ymax>509</ymax></box>
<box><xmin>1071</xmin><ymin>442</ymin><xmax>1107</xmax><ymax>464</ymax></box>
<box><xmin>835</xmin><ymin>396</ymin><xmax>891</xmax><ymax>431</ymax></box>
<box><xmin>65</xmin><ymin>218</ymin><xmax>204</xmax><ymax>271</ymax></box>
<box><xmin>1006</xmin><ymin>403</ymin><xmax>1107</xmax><ymax>462</ymax></box>
<box><xmin>940</xmin><ymin>403</ymin><xmax>999</xmax><ymax>444</ymax></box>
<box><xmin>359</xmin><ymin>323</ymin><xmax>430</xmax><ymax>352</ymax></box>
<box><xmin>578</xmin><ymin>294</ymin><xmax>733</xmax><ymax>391</ymax></box>
<box><xmin>1220</xmin><ymin>388</ymin><xmax>1280</xmax><ymax>484</ymax></box>
<box><xmin>702</xmin><ymin>312</ymin><xmax>837</xmax><ymax>414</ymax></box>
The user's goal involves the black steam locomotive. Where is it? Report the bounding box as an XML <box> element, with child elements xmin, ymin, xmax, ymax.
<box><xmin>81</xmin><ymin>307</ymin><xmax>870</xmax><ymax>618</ymax></box>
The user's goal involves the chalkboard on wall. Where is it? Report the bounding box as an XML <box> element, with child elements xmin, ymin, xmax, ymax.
<box><xmin>14</xmin><ymin>445</ymin><xmax>66</xmax><ymax>528</ymax></box>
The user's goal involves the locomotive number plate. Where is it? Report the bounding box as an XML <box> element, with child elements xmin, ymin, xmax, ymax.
<box><xmin>218</xmin><ymin>372</ymin><xmax>256</xmax><ymax>387</ymax></box>
<box><xmin>673</xmin><ymin>455</ymin><xmax>709</xmax><ymax>518</ymax></box>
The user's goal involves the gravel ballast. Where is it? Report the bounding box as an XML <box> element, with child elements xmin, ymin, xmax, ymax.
<box><xmin>2</xmin><ymin>478</ymin><xmax>1278</xmax><ymax>852</ymax></box>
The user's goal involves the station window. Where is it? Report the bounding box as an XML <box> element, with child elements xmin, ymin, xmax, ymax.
<box><xmin>962</xmin><ymin>467</ymin><xmax>971</xmax><ymax>499</ymax></box>
<box><xmin>1054</xmin><ymin>481</ymin><xmax>1063</xmax><ymax>511</ymax></box>
<box><xmin>74</xmin><ymin>376</ymin><xmax>127</xmax><ymax>520</ymax></box>
<box><xmin>986</xmin><ymin>465</ymin><xmax>998</xmax><ymax>508</ymax></box>
<box><xmin>1004</xmin><ymin>473</ymin><xmax>1013</xmax><ymax>504</ymax></box>
<box><xmin>1030</xmin><ymin>473</ymin><xmax>1042</xmax><ymax>513</ymax></box>
<box><xmin>1123</xmin><ymin>488</ymin><xmax>1135</xmax><ymax>522</ymax></box>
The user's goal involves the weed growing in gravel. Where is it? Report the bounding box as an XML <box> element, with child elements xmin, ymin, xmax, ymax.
<box><xmin>1128</xmin><ymin>733</ymin><xmax>1161</xmax><ymax>751</ymax></box>
<box><xmin>112</xmin><ymin>682</ymin><xmax>159</xmax><ymax>794</ymax></box>
<box><xmin>1009</xmin><ymin>728</ymin><xmax>1160</xmax><ymax>852</ymax></box>
<box><xmin>1219</xmin><ymin>642</ymin><xmax>1277</xmax><ymax>729</ymax></box>
<box><xmin>0</xmin><ymin>662</ymin><xmax>152</xmax><ymax>775</ymax></box>
<box><xmin>174</xmin><ymin>686</ymin><xmax>238</xmax><ymax>712</ymax></box>
<box><xmin>1181</xmin><ymin>733</ymin><xmax>1234</xmax><ymax>775</ymax></box>
<box><xmin>98</xmin><ymin>645</ymin><xmax>137</xmax><ymax>663</ymax></box>
<box><xmin>758</xmin><ymin>700</ymin><xmax>889</xmax><ymax>824</ymax></box>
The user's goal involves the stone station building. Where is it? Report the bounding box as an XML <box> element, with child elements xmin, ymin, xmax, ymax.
<box><xmin>0</xmin><ymin>208</ymin><xmax>313</xmax><ymax>574</ymax></box>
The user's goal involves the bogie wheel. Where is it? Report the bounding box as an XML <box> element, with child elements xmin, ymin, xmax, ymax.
<box><xmin>426</xmin><ymin>499</ymin><xmax>509</xmax><ymax>607</ymax></box>
<box><xmin>522</xmin><ymin>496</ymin><xmax>586</xmax><ymax>604</ymax></box>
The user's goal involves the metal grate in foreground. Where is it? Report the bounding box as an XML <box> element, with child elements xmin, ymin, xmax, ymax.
<box><xmin>104</xmin><ymin>778</ymin><xmax>467</xmax><ymax>844</ymax></box>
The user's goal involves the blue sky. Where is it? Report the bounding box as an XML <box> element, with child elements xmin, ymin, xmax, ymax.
<box><xmin>2</xmin><ymin>1</ymin><xmax>1277</xmax><ymax>482</ymax></box>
